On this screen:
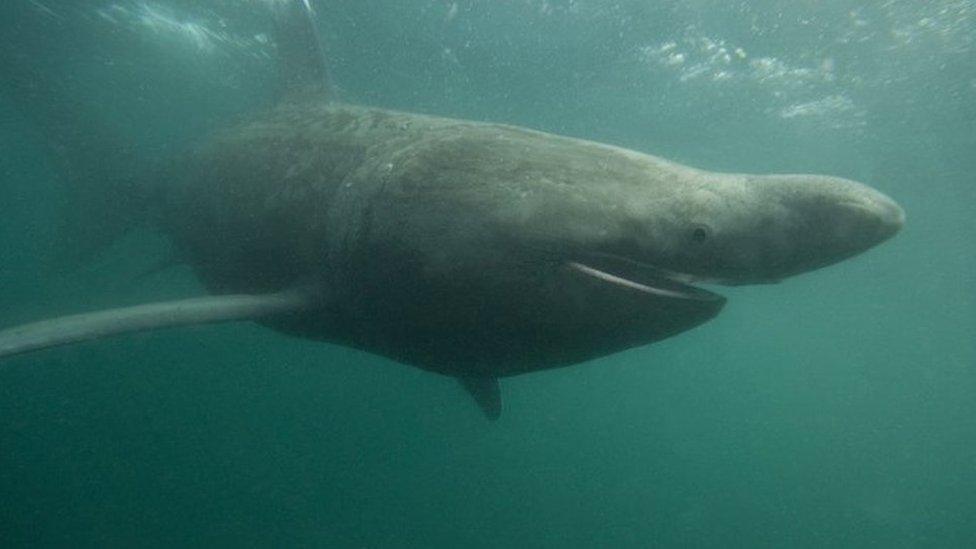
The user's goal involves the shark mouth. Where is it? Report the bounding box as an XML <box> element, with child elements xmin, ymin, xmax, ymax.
<box><xmin>567</xmin><ymin>254</ymin><xmax>722</xmax><ymax>302</ymax></box>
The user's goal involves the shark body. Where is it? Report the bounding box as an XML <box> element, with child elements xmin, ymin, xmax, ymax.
<box><xmin>0</xmin><ymin>2</ymin><xmax>903</xmax><ymax>419</ymax></box>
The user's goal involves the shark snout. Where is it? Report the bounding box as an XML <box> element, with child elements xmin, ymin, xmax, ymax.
<box><xmin>739</xmin><ymin>174</ymin><xmax>906</xmax><ymax>281</ymax></box>
<box><xmin>874</xmin><ymin>192</ymin><xmax>906</xmax><ymax>239</ymax></box>
<box><xmin>840</xmin><ymin>188</ymin><xmax>905</xmax><ymax>244</ymax></box>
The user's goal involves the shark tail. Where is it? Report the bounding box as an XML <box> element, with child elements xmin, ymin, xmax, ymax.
<box><xmin>0</xmin><ymin>50</ymin><xmax>157</xmax><ymax>267</ymax></box>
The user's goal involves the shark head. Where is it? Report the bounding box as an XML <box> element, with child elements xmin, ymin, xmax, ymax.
<box><xmin>565</xmin><ymin>171</ymin><xmax>904</xmax><ymax>299</ymax></box>
<box><xmin>395</xmin><ymin>125</ymin><xmax>905</xmax><ymax>309</ymax></box>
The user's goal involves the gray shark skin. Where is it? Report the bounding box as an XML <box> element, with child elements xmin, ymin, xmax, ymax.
<box><xmin>0</xmin><ymin>1</ymin><xmax>904</xmax><ymax>418</ymax></box>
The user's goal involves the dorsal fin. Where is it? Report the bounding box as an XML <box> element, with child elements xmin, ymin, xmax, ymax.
<box><xmin>0</xmin><ymin>290</ymin><xmax>314</xmax><ymax>360</ymax></box>
<box><xmin>272</xmin><ymin>0</ymin><xmax>332</xmax><ymax>102</ymax></box>
<box><xmin>458</xmin><ymin>377</ymin><xmax>502</xmax><ymax>420</ymax></box>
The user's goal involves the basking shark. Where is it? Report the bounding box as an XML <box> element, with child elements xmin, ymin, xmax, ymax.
<box><xmin>0</xmin><ymin>1</ymin><xmax>903</xmax><ymax>419</ymax></box>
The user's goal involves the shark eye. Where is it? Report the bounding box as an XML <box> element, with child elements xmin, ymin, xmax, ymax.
<box><xmin>690</xmin><ymin>225</ymin><xmax>710</xmax><ymax>243</ymax></box>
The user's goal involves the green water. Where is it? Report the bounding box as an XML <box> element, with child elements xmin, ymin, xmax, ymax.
<box><xmin>1</xmin><ymin>1</ymin><xmax>974</xmax><ymax>546</ymax></box>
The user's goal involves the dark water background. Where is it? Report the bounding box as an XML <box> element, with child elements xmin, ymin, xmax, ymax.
<box><xmin>1</xmin><ymin>1</ymin><xmax>974</xmax><ymax>546</ymax></box>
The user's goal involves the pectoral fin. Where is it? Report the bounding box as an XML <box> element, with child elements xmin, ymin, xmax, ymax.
<box><xmin>0</xmin><ymin>290</ymin><xmax>315</xmax><ymax>360</ymax></box>
<box><xmin>457</xmin><ymin>376</ymin><xmax>502</xmax><ymax>420</ymax></box>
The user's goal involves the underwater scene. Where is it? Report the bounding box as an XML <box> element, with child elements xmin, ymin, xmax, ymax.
<box><xmin>0</xmin><ymin>0</ymin><xmax>974</xmax><ymax>547</ymax></box>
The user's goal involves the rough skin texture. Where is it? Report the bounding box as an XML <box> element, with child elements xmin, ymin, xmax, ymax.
<box><xmin>163</xmin><ymin>102</ymin><xmax>724</xmax><ymax>377</ymax></box>
<box><xmin>161</xmin><ymin>101</ymin><xmax>901</xmax><ymax>377</ymax></box>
